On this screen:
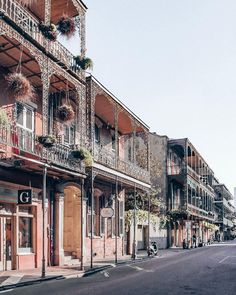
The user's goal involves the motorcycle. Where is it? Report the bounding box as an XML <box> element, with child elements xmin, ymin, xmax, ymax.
<box><xmin>147</xmin><ymin>241</ymin><xmax>158</xmax><ymax>256</ymax></box>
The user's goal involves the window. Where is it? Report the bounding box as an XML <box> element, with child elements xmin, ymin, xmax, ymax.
<box><xmin>112</xmin><ymin>135</ymin><xmax>116</xmax><ymax>151</ymax></box>
<box><xmin>63</xmin><ymin>124</ymin><xmax>75</xmax><ymax>145</ymax></box>
<box><xmin>16</xmin><ymin>103</ymin><xmax>34</xmax><ymax>132</ymax></box>
<box><xmin>16</xmin><ymin>103</ymin><xmax>34</xmax><ymax>151</ymax></box>
<box><xmin>95</xmin><ymin>124</ymin><xmax>100</xmax><ymax>143</ymax></box>
<box><xmin>119</xmin><ymin>201</ymin><xmax>124</xmax><ymax>236</ymax></box>
<box><xmin>18</xmin><ymin>217</ymin><xmax>33</xmax><ymax>252</ymax></box>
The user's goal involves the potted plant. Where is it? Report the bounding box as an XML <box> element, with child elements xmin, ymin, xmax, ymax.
<box><xmin>71</xmin><ymin>147</ymin><xmax>92</xmax><ymax>166</ymax></box>
<box><xmin>57</xmin><ymin>15</ymin><xmax>76</xmax><ymax>39</ymax></box>
<box><xmin>74</xmin><ymin>56</ymin><xmax>93</xmax><ymax>70</ymax></box>
<box><xmin>38</xmin><ymin>22</ymin><xmax>57</xmax><ymax>41</ymax></box>
<box><xmin>6</xmin><ymin>73</ymin><xmax>34</xmax><ymax>102</ymax></box>
<box><xmin>57</xmin><ymin>104</ymin><xmax>75</xmax><ymax>122</ymax></box>
<box><xmin>37</xmin><ymin>135</ymin><xmax>57</xmax><ymax>148</ymax></box>
<box><xmin>0</xmin><ymin>108</ymin><xmax>8</xmax><ymax>125</ymax></box>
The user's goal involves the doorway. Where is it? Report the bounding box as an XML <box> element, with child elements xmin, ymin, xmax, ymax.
<box><xmin>0</xmin><ymin>217</ymin><xmax>13</xmax><ymax>271</ymax></box>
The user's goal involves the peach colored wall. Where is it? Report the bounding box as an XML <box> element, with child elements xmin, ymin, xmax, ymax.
<box><xmin>85</xmin><ymin>236</ymin><xmax>124</xmax><ymax>261</ymax></box>
<box><xmin>17</xmin><ymin>254</ymin><xmax>35</xmax><ymax>270</ymax></box>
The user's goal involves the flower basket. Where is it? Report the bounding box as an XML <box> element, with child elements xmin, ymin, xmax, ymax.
<box><xmin>74</xmin><ymin>56</ymin><xmax>93</xmax><ymax>70</ymax></box>
<box><xmin>37</xmin><ymin>135</ymin><xmax>57</xmax><ymax>148</ymax></box>
<box><xmin>6</xmin><ymin>73</ymin><xmax>34</xmax><ymax>102</ymax></box>
<box><xmin>71</xmin><ymin>148</ymin><xmax>92</xmax><ymax>166</ymax></box>
<box><xmin>0</xmin><ymin>108</ymin><xmax>8</xmax><ymax>125</ymax></box>
<box><xmin>57</xmin><ymin>16</ymin><xmax>76</xmax><ymax>39</ymax></box>
<box><xmin>57</xmin><ymin>104</ymin><xmax>75</xmax><ymax>122</ymax></box>
<box><xmin>38</xmin><ymin>22</ymin><xmax>57</xmax><ymax>41</ymax></box>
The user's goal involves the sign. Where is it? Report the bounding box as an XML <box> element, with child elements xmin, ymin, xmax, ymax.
<box><xmin>18</xmin><ymin>190</ymin><xmax>32</xmax><ymax>205</ymax></box>
<box><xmin>101</xmin><ymin>207</ymin><xmax>114</xmax><ymax>218</ymax></box>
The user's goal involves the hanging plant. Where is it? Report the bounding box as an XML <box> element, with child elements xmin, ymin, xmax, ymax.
<box><xmin>38</xmin><ymin>22</ymin><xmax>57</xmax><ymax>41</ymax></box>
<box><xmin>0</xmin><ymin>108</ymin><xmax>8</xmax><ymax>125</ymax></box>
<box><xmin>57</xmin><ymin>104</ymin><xmax>75</xmax><ymax>122</ymax></box>
<box><xmin>37</xmin><ymin>135</ymin><xmax>57</xmax><ymax>148</ymax></box>
<box><xmin>57</xmin><ymin>15</ymin><xmax>76</xmax><ymax>39</ymax></box>
<box><xmin>71</xmin><ymin>148</ymin><xmax>92</xmax><ymax>166</ymax></box>
<box><xmin>74</xmin><ymin>56</ymin><xmax>93</xmax><ymax>70</ymax></box>
<box><xmin>6</xmin><ymin>73</ymin><xmax>34</xmax><ymax>102</ymax></box>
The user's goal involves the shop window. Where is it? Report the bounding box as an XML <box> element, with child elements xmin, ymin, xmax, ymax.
<box><xmin>18</xmin><ymin>217</ymin><xmax>33</xmax><ymax>252</ymax></box>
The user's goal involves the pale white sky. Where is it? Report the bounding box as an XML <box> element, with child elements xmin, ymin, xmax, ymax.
<box><xmin>67</xmin><ymin>0</ymin><xmax>236</xmax><ymax>193</ymax></box>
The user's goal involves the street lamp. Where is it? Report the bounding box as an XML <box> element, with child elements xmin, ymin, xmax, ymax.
<box><xmin>42</xmin><ymin>165</ymin><xmax>47</xmax><ymax>278</ymax></box>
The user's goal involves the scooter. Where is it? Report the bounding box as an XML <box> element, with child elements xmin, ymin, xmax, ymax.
<box><xmin>147</xmin><ymin>241</ymin><xmax>158</xmax><ymax>256</ymax></box>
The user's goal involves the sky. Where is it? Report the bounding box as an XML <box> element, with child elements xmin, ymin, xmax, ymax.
<box><xmin>66</xmin><ymin>0</ymin><xmax>236</xmax><ymax>194</ymax></box>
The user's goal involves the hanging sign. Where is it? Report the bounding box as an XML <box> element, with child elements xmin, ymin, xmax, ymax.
<box><xmin>18</xmin><ymin>189</ymin><xmax>32</xmax><ymax>205</ymax></box>
<box><xmin>101</xmin><ymin>207</ymin><xmax>114</xmax><ymax>218</ymax></box>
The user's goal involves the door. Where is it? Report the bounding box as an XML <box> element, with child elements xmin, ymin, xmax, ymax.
<box><xmin>0</xmin><ymin>217</ymin><xmax>13</xmax><ymax>271</ymax></box>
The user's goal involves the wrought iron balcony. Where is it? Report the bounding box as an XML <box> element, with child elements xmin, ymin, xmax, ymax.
<box><xmin>0</xmin><ymin>123</ymin><xmax>84</xmax><ymax>173</ymax></box>
<box><xmin>0</xmin><ymin>0</ymin><xmax>83</xmax><ymax>79</ymax></box>
<box><xmin>167</xmin><ymin>164</ymin><xmax>186</xmax><ymax>176</ymax></box>
<box><xmin>94</xmin><ymin>143</ymin><xmax>150</xmax><ymax>184</ymax></box>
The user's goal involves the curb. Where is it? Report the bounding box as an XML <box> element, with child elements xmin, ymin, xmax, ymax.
<box><xmin>0</xmin><ymin>275</ymin><xmax>64</xmax><ymax>292</ymax></box>
<box><xmin>0</xmin><ymin>256</ymin><xmax>154</xmax><ymax>291</ymax></box>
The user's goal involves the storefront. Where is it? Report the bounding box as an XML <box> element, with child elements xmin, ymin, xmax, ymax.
<box><xmin>0</xmin><ymin>182</ymin><xmax>43</xmax><ymax>271</ymax></box>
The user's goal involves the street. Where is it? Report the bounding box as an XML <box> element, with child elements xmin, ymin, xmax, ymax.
<box><xmin>4</xmin><ymin>241</ymin><xmax>236</xmax><ymax>295</ymax></box>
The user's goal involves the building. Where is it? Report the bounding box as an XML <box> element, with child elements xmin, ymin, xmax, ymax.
<box><xmin>85</xmin><ymin>76</ymin><xmax>150</xmax><ymax>262</ymax></box>
<box><xmin>167</xmin><ymin>138</ymin><xmax>216</xmax><ymax>248</ymax></box>
<box><xmin>0</xmin><ymin>0</ymin><xmax>88</xmax><ymax>270</ymax></box>
<box><xmin>0</xmin><ymin>0</ymin><xmax>152</xmax><ymax>271</ymax></box>
<box><xmin>213</xmin><ymin>183</ymin><xmax>235</xmax><ymax>241</ymax></box>
<box><xmin>149</xmin><ymin>132</ymin><xmax>168</xmax><ymax>249</ymax></box>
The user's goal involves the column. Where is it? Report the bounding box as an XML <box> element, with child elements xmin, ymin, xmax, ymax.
<box><xmin>44</xmin><ymin>0</ymin><xmax>51</xmax><ymax>25</ymax></box>
<box><xmin>54</xmin><ymin>193</ymin><xmax>64</xmax><ymax>266</ymax></box>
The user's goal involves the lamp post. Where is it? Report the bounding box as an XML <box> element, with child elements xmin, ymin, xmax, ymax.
<box><xmin>42</xmin><ymin>165</ymin><xmax>47</xmax><ymax>278</ymax></box>
<box><xmin>132</xmin><ymin>185</ymin><xmax>137</xmax><ymax>259</ymax></box>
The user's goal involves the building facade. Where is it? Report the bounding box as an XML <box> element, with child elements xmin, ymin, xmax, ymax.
<box><xmin>167</xmin><ymin>138</ymin><xmax>216</xmax><ymax>248</ymax></box>
<box><xmin>214</xmin><ymin>183</ymin><xmax>235</xmax><ymax>241</ymax></box>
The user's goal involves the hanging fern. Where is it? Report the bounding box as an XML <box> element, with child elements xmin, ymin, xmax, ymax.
<box><xmin>6</xmin><ymin>73</ymin><xmax>34</xmax><ymax>102</ymax></box>
<box><xmin>57</xmin><ymin>15</ymin><xmax>76</xmax><ymax>39</ymax></box>
<box><xmin>74</xmin><ymin>56</ymin><xmax>93</xmax><ymax>70</ymax></box>
<box><xmin>57</xmin><ymin>104</ymin><xmax>75</xmax><ymax>122</ymax></box>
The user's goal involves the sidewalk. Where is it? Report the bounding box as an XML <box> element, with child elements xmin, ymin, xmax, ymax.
<box><xmin>0</xmin><ymin>248</ymin><xmax>193</xmax><ymax>291</ymax></box>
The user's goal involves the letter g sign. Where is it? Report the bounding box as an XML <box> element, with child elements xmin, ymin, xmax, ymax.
<box><xmin>18</xmin><ymin>190</ymin><xmax>32</xmax><ymax>205</ymax></box>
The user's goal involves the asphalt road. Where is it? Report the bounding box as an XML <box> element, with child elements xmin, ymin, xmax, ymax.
<box><xmin>3</xmin><ymin>241</ymin><xmax>236</xmax><ymax>295</ymax></box>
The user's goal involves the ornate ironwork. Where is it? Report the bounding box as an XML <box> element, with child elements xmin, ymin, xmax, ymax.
<box><xmin>0</xmin><ymin>123</ymin><xmax>85</xmax><ymax>173</ymax></box>
<box><xmin>0</xmin><ymin>0</ymin><xmax>85</xmax><ymax>79</ymax></box>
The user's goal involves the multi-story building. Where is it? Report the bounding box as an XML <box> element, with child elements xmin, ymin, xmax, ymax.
<box><xmin>0</xmin><ymin>0</ymin><xmax>88</xmax><ymax>270</ymax></box>
<box><xmin>214</xmin><ymin>183</ymin><xmax>235</xmax><ymax>241</ymax></box>
<box><xmin>85</xmin><ymin>76</ymin><xmax>150</xmax><ymax>262</ymax></box>
<box><xmin>167</xmin><ymin>138</ymin><xmax>216</xmax><ymax>247</ymax></box>
<box><xmin>0</xmin><ymin>0</ymin><xmax>151</xmax><ymax>271</ymax></box>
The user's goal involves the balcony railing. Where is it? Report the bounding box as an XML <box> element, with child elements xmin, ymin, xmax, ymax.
<box><xmin>223</xmin><ymin>198</ymin><xmax>235</xmax><ymax>213</ymax></box>
<box><xmin>0</xmin><ymin>123</ymin><xmax>84</xmax><ymax>173</ymax></box>
<box><xmin>0</xmin><ymin>0</ymin><xmax>83</xmax><ymax>79</ymax></box>
<box><xmin>94</xmin><ymin>143</ymin><xmax>150</xmax><ymax>184</ymax></box>
<box><xmin>167</xmin><ymin>164</ymin><xmax>186</xmax><ymax>176</ymax></box>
